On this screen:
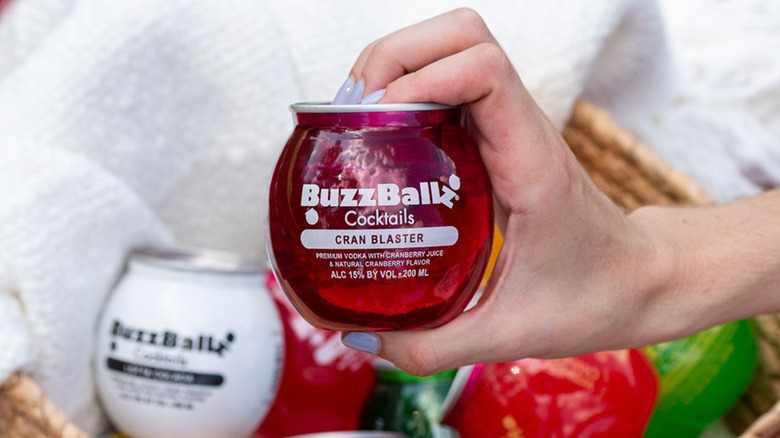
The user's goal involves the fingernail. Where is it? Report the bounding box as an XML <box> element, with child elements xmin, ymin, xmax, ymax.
<box><xmin>342</xmin><ymin>332</ymin><xmax>380</xmax><ymax>354</ymax></box>
<box><xmin>346</xmin><ymin>78</ymin><xmax>365</xmax><ymax>104</ymax></box>
<box><xmin>332</xmin><ymin>76</ymin><xmax>355</xmax><ymax>104</ymax></box>
<box><xmin>360</xmin><ymin>88</ymin><xmax>386</xmax><ymax>104</ymax></box>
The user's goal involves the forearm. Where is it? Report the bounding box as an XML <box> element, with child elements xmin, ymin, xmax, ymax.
<box><xmin>630</xmin><ymin>189</ymin><xmax>780</xmax><ymax>341</ymax></box>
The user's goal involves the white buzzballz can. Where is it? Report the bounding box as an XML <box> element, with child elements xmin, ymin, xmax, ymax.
<box><xmin>95</xmin><ymin>247</ymin><xmax>284</xmax><ymax>438</ymax></box>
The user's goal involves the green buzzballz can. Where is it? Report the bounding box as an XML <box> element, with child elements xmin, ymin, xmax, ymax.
<box><xmin>359</xmin><ymin>359</ymin><xmax>457</xmax><ymax>438</ymax></box>
<box><xmin>642</xmin><ymin>319</ymin><xmax>758</xmax><ymax>438</ymax></box>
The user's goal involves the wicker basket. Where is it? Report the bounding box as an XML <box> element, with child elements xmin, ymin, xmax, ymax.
<box><xmin>0</xmin><ymin>99</ymin><xmax>777</xmax><ymax>437</ymax></box>
<box><xmin>0</xmin><ymin>373</ymin><xmax>87</xmax><ymax>438</ymax></box>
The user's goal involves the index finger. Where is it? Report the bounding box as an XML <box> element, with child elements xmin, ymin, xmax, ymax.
<box><xmin>350</xmin><ymin>8</ymin><xmax>497</xmax><ymax>95</ymax></box>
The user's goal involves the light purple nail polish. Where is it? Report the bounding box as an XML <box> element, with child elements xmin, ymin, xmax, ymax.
<box><xmin>346</xmin><ymin>78</ymin><xmax>365</xmax><ymax>104</ymax></box>
<box><xmin>342</xmin><ymin>332</ymin><xmax>380</xmax><ymax>354</ymax></box>
<box><xmin>332</xmin><ymin>77</ymin><xmax>355</xmax><ymax>104</ymax></box>
<box><xmin>360</xmin><ymin>88</ymin><xmax>386</xmax><ymax>104</ymax></box>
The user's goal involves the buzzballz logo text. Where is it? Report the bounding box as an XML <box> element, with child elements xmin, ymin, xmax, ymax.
<box><xmin>301</xmin><ymin>175</ymin><xmax>461</xmax><ymax>226</ymax></box>
<box><xmin>301</xmin><ymin>175</ymin><xmax>461</xmax><ymax>209</ymax></box>
<box><xmin>111</xmin><ymin>320</ymin><xmax>235</xmax><ymax>357</ymax></box>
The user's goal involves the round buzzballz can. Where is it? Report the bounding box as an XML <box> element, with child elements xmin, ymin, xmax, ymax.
<box><xmin>441</xmin><ymin>350</ymin><xmax>659</xmax><ymax>437</ymax></box>
<box><xmin>94</xmin><ymin>247</ymin><xmax>284</xmax><ymax>438</ymax></box>
<box><xmin>257</xmin><ymin>271</ymin><xmax>376</xmax><ymax>438</ymax></box>
<box><xmin>642</xmin><ymin>320</ymin><xmax>757</xmax><ymax>437</ymax></box>
<box><xmin>267</xmin><ymin>102</ymin><xmax>493</xmax><ymax>332</ymax></box>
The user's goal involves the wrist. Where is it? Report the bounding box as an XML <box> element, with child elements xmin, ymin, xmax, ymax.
<box><xmin>625</xmin><ymin>205</ymin><xmax>695</xmax><ymax>344</ymax></box>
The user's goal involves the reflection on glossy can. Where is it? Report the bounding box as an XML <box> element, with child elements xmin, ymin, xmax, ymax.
<box><xmin>267</xmin><ymin>103</ymin><xmax>493</xmax><ymax>331</ymax></box>
<box><xmin>94</xmin><ymin>247</ymin><xmax>284</xmax><ymax>438</ymax></box>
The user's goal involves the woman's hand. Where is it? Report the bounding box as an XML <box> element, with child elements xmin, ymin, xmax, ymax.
<box><xmin>340</xmin><ymin>8</ymin><xmax>699</xmax><ymax>376</ymax></box>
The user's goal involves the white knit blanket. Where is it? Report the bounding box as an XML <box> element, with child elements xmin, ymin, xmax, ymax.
<box><xmin>0</xmin><ymin>0</ymin><xmax>778</xmax><ymax>434</ymax></box>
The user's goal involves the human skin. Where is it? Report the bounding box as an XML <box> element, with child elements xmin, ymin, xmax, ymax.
<box><xmin>340</xmin><ymin>7</ymin><xmax>780</xmax><ymax>376</ymax></box>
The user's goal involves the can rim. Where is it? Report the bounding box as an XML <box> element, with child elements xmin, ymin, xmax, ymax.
<box><xmin>129</xmin><ymin>246</ymin><xmax>265</xmax><ymax>275</ymax></box>
<box><xmin>291</xmin><ymin>101</ymin><xmax>454</xmax><ymax>113</ymax></box>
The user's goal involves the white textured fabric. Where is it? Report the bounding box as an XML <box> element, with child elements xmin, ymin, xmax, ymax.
<box><xmin>618</xmin><ymin>0</ymin><xmax>780</xmax><ymax>201</ymax></box>
<box><xmin>0</xmin><ymin>0</ymin><xmax>776</xmax><ymax>434</ymax></box>
<box><xmin>0</xmin><ymin>146</ymin><xmax>173</xmax><ymax>432</ymax></box>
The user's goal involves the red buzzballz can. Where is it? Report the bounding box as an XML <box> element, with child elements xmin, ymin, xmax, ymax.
<box><xmin>441</xmin><ymin>350</ymin><xmax>659</xmax><ymax>438</ymax></box>
<box><xmin>267</xmin><ymin>103</ymin><xmax>493</xmax><ymax>331</ymax></box>
<box><xmin>256</xmin><ymin>271</ymin><xmax>376</xmax><ymax>438</ymax></box>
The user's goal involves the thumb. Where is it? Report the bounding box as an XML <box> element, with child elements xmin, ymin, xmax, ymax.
<box><xmin>341</xmin><ymin>302</ymin><xmax>498</xmax><ymax>376</ymax></box>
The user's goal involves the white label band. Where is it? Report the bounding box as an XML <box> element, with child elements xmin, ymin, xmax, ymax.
<box><xmin>300</xmin><ymin>227</ymin><xmax>459</xmax><ymax>250</ymax></box>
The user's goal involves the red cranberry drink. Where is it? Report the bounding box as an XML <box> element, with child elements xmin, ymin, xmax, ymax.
<box><xmin>267</xmin><ymin>103</ymin><xmax>493</xmax><ymax>331</ymax></box>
